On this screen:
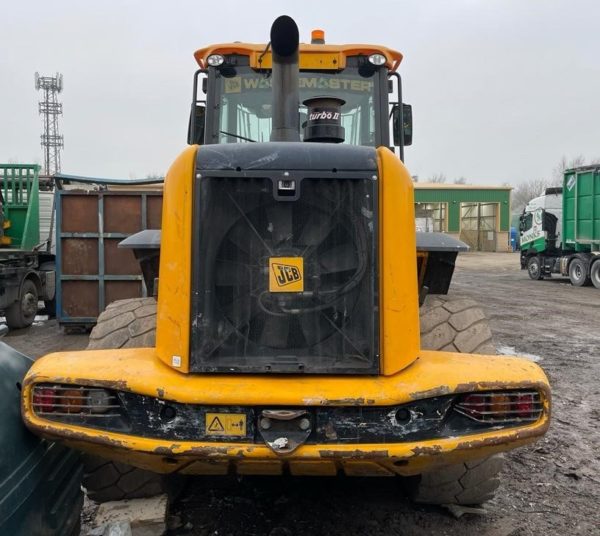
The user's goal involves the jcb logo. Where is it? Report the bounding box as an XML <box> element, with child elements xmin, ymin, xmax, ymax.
<box><xmin>269</xmin><ymin>257</ymin><xmax>304</xmax><ymax>293</ymax></box>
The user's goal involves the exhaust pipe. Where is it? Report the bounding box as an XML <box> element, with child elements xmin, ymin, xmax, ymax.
<box><xmin>270</xmin><ymin>15</ymin><xmax>300</xmax><ymax>142</ymax></box>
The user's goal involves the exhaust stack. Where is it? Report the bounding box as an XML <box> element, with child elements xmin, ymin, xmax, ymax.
<box><xmin>270</xmin><ymin>16</ymin><xmax>300</xmax><ymax>142</ymax></box>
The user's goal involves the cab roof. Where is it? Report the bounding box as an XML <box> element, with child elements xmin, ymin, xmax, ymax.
<box><xmin>194</xmin><ymin>42</ymin><xmax>403</xmax><ymax>71</ymax></box>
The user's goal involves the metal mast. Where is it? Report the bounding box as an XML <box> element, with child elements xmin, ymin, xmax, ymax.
<box><xmin>35</xmin><ymin>72</ymin><xmax>64</xmax><ymax>175</ymax></box>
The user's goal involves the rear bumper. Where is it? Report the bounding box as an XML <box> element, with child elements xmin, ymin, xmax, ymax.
<box><xmin>21</xmin><ymin>348</ymin><xmax>551</xmax><ymax>476</ymax></box>
<box><xmin>32</xmin><ymin>420</ymin><xmax>548</xmax><ymax>477</ymax></box>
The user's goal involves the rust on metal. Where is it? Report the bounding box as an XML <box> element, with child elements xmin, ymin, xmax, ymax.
<box><xmin>410</xmin><ymin>379</ymin><xmax>551</xmax><ymax>401</ymax></box>
<box><xmin>58</xmin><ymin>190</ymin><xmax>163</xmax><ymax>323</ymax></box>
<box><xmin>104</xmin><ymin>280</ymin><xmax>144</xmax><ymax>306</ymax></box>
<box><xmin>146</xmin><ymin>195</ymin><xmax>163</xmax><ymax>228</ymax></box>
<box><xmin>103</xmin><ymin>195</ymin><xmax>143</xmax><ymax>234</ymax></box>
<box><xmin>320</xmin><ymin>397</ymin><xmax>376</xmax><ymax>406</ymax></box>
<box><xmin>61</xmin><ymin>194</ymin><xmax>99</xmax><ymax>233</ymax></box>
<box><xmin>104</xmin><ymin>239</ymin><xmax>141</xmax><ymax>275</ymax></box>
<box><xmin>318</xmin><ymin>449</ymin><xmax>389</xmax><ymax>459</ymax></box>
<box><xmin>411</xmin><ymin>444</ymin><xmax>443</xmax><ymax>456</ymax></box>
<box><xmin>153</xmin><ymin>444</ymin><xmax>183</xmax><ymax>456</ymax></box>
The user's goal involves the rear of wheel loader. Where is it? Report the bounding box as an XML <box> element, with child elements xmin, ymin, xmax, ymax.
<box><xmin>20</xmin><ymin>15</ymin><xmax>550</xmax><ymax>507</ymax></box>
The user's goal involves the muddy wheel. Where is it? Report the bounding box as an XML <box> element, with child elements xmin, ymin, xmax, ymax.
<box><xmin>526</xmin><ymin>255</ymin><xmax>543</xmax><ymax>280</ymax></box>
<box><xmin>83</xmin><ymin>455</ymin><xmax>182</xmax><ymax>503</ymax></box>
<box><xmin>413</xmin><ymin>296</ymin><xmax>503</xmax><ymax>505</ymax></box>
<box><xmin>408</xmin><ymin>456</ymin><xmax>504</xmax><ymax>506</ymax></box>
<box><xmin>419</xmin><ymin>296</ymin><xmax>495</xmax><ymax>354</ymax></box>
<box><xmin>87</xmin><ymin>297</ymin><xmax>157</xmax><ymax>349</ymax></box>
<box><xmin>569</xmin><ymin>257</ymin><xmax>590</xmax><ymax>287</ymax></box>
<box><xmin>83</xmin><ymin>298</ymin><xmax>176</xmax><ymax>503</ymax></box>
<box><xmin>590</xmin><ymin>260</ymin><xmax>600</xmax><ymax>289</ymax></box>
<box><xmin>5</xmin><ymin>278</ymin><xmax>39</xmax><ymax>329</ymax></box>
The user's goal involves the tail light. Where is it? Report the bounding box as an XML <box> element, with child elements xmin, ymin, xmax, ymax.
<box><xmin>32</xmin><ymin>384</ymin><xmax>122</xmax><ymax>417</ymax></box>
<box><xmin>454</xmin><ymin>391</ymin><xmax>543</xmax><ymax>424</ymax></box>
<box><xmin>32</xmin><ymin>387</ymin><xmax>56</xmax><ymax>413</ymax></box>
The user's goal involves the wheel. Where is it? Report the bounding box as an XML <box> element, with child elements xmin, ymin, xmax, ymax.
<box><xmin>83</xmin><ymin>455</ymin><xmax>182</xmax><ymax>503</ymax></box>
<box><xmin>5</xmin><ymin>278</ymin><xmax>39</xmax><ymax>329</ymax></box>
<box><xmin>87</xmin><ymin>297</ymin><xmax>157</xmax><ymax>349</ymax></box>
<box><xmin>590</xmin><ymin>260</ymin><xmax>600</xmax><ymax>289</ymax></box>
<box><xmin>84</xmin><ymin>298</ymin><xmax>181</xmax><ymax>503</ymax></box>
<box><xmin>407</xmin><ymin>456</ymin><xmax>504</xmax><ymax>506</ymax></box>
<box><xmin>526</xmin><ymin>256</ymin><xmax>544</xmax><ymax>280</ymax></box>
<box><xmin>415</xmin><ymin>296</ymin><xmax>503</xmax><ymax>505</ymax></box>
<box><xmin>568</xmin><ymin>257</ymin><xmax>590</xmax><ymax>287</ymax></box>
<box><xmin>419</xmin><ymin>296</ymin><xmax>495</xmax><ymax>354</ymax></box>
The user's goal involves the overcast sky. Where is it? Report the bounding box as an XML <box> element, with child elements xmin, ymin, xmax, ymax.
<box><xmin>1</xmin><ymin>0</ymin><xmax>599</xmax><ymax>185</ymax></box>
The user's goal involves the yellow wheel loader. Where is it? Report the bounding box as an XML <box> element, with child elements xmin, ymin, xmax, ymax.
<box><xmin>21</xmin><ymin>16</ymin><xmax>550</xmax><ymax>506</ymax></box>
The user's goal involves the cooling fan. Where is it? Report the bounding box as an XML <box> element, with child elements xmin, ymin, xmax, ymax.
<box><xmin>212</xmin><ymin>185</ymin><xmax>367</xmax><ymax>352</ymax></box>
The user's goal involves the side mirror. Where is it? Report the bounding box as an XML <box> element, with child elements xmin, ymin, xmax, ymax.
<box><xmin>187</xmin><ymin>103</ymin><xmax>206</xmax><ymax>145</ymax></box>
<box><xmin>392</xmin><ymin>103</ymin><xmax>413</xmax><ymax>147</ymax></box>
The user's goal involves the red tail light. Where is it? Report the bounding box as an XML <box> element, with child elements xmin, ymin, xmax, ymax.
<box><xmin>515</xmin><ymin>393</ymin><xmax>534</xmax><ymax>414</ymax></box>
<box><xmin>32</xmin><ymin>384</ymin><xmax>122</xmax><ymax>418</ymax></box>
<box><xmin>455</xmin><ymin>391</ymin><xmax>542</xmax><ymax>423</ymax></box>
<box><xmin>32</xmin><ymin>387</ymin><xmax>56</xmax><ymax>413</ymax></box>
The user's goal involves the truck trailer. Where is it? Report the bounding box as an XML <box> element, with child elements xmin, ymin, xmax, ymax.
<box><xmin>0</xmin><ymin>164</ymin><xmax>56</xmax><ymax>329</ymax></box>
<box><xmin>520</xmin><ymin>166</ymin><xmax>600</xmax><ymax>288</ymax></box>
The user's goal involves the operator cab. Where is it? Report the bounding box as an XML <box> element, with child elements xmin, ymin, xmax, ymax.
<box><xmin>188</xmin><ymin>33</ymin><xmax>413</xmax><ymax>159</ymax></box>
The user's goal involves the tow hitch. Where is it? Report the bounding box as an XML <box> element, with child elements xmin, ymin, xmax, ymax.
<box><xmin>258</xmin><ymin>409</ymin><xmax>312</xmax><ymax>454</ymax></box>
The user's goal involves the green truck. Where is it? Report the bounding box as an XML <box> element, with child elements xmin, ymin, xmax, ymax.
<box><xmin>0</xmin><ymin>164</ymin><xmax>56</xmax><ymax>329</ymax></box>
<box><xmin>519</xmin><ymin>166</ymin><xmax>600</xmax><ymax>288</ymax></box>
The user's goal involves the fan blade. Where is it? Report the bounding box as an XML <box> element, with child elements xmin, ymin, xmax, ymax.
<box><xmin>227</xmin><ymin>294</ymin><xmax>252</xmax><ymax>328</ymax></box>
<box><xmin>265</xmin><ymin>203</ymin><xmax>293</xmax><ymax>246</ymax></box>
<box><xmin>319</xmin><ymin>244</ymin><xmax>359</xmax><ymax>274</ymax></box>
<box><xmin>299</xmin><ymin>308</ymin><xmax>342</xmax><ymax>347</ymax></box>
<box><xmin>298</xmin><ymin>211</ymin><xmax>333</xmax><ymax>247</ymax></box>
<box><xmin>228</xmin><ymin>220</ymin><xmax>268</xmax><ymax>256</ymax></box>
<box><xmin>299</xmin><ymin>313</ymin><xmax>323</xmax><ymax>347</ymax></box>
<box><xmin>258</xmin><ymin>315</ymin><xmax>290</xmax><ymax>348</ymax></box>
<box><xmin>215</xmin><ymin>260</ymin><xmax>250</xmax><ymax>286</ymax></box>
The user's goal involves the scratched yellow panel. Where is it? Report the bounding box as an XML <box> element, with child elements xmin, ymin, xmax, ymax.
<box><xmin>205</xmin><ymin>413</ymin><xmax>247</xmax><ymax>436</ymax></box>
<box><xmin>269</xmin><ymin>257</ymin><xmax>304</xmax><ymax>292</ymax></box>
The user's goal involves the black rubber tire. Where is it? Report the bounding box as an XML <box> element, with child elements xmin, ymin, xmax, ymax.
<box><xmin>568</xmin><ymin>257</ymin><xmax>590</xmax><ymax>287</ymax></box>
<box><xmin>415</xmin><ymin>296</ymin><xmax>503</xmax><ymax>505</ymax></box>
<box><xmin>589</xmin><ymin>260</ymin><xmax>600</xmax><ymax>289</ymax></box>
<box><xmin>408</xmin><ymin>456</ymin><xmax>505</xmax><ymax>506</ymax></box>
<box><xmin>419</xmin><ymin>296</ymin><xmax>495</xmax><ymax>354</ymax></box>
<box><xmin>526</xmin><ymin>255</ymin><xmax>544</xmax><ymax>280</ymax></box>
<box><xmin>87</xmin><ymin>297</ymin><xmax>157</xmax><ymax>349</ymax></box>
<box><xmin>83</xmin><ymin>455</ymin><xmax>180</xmax><ymax>503</ymax></box>
<box><xmin>83</xmin><ymin>298</ymin><xmax>180</xmax><ymax>504</ymax></box>
<box><xmin>5</xmin><ymin>278</ymin><xmax>39</xmax><ymax>329</ymax></box>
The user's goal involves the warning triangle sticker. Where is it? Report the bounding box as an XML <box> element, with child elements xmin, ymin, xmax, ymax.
<box><xmin>208</xmin><ymin>416</ymin><xmax>225</xmax><ymax>432</ymax></box>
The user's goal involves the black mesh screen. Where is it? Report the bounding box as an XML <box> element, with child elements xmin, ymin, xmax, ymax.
<box><xmin>190</xmin><ymin>175</ymin><xmax>378</xmax><ymax>374</ymax></box>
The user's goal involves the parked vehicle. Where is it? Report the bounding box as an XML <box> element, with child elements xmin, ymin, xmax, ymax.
<box><xmin>21</xmin><ymin>16</ymin><xmax>550</xmax><ymax>509</ymax></box>
<box><xmin>0</xmin><ymin>164</ymin><xmax>56</xmax><ymax>328</ymax></box>
<box><xmin>520</xmin><ymin>166</ymin><xmax>600</xmax><ymax>287</ymax></box>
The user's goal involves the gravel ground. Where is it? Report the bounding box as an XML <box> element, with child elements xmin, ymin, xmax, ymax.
<box><xmin>6</xmin><ymin>252</ymin><xmax>599</xmax><ymax>535</ymax></box>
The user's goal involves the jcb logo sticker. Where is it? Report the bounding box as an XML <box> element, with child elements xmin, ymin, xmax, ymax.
<box><xmin>269</xmin><ymin>257</ymin><xmax>304</xmax><ymax>292</ymax></box>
